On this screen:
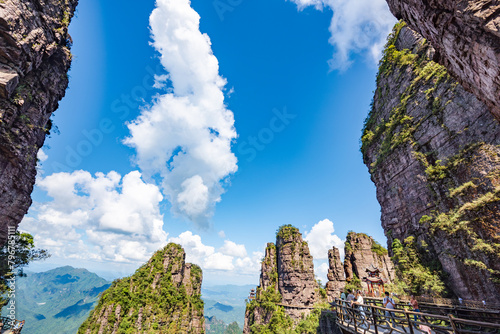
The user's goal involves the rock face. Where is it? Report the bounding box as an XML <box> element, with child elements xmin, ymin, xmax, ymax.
<box><xmin>276</xmin><ymin>226</ymin><xmax>318</xmax><ymax>308</ymax></box>
<box><xmin>344</xmin><ymin>232</ymin><xmax>395</xmax><ymax>286</ymax></box>
<box><xmin>325</xmin><ymin>247</ymin><xmax>346</xmax><ymax>300</ymax></box>
<box><xmin>0</xmin><ymin>0</ymin><xmax>77</xmax><ymax>245</ymax></box>
<box><xmin>361</xmin><ymin>23</ymin><xmax>500</xmax><ymax>301</ymax></box>
<box><xmin>78</xmin><ymin>244</ymin><xmax>204</xmax><ymax>334</ymax></box>
<box><xmin>325</xmin><ymin>232</ymin><xmax>395</xmax><ymax>300</ymax></box>
<box><xmin>385</xmin><ymin>0</ymin><xmax>500</xmax><ymax>120</ymax></box>
<box><xmin>244</xmin><ymin>225</ymin><xmax>320</xmax><ymax>333</ymax></box>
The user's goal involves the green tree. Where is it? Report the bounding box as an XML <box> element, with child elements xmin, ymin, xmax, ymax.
<box><xmin>0</xmin><ymin>232</ymin><xmax>50</xmax><ymax>307</ymax></box>
<box><xmin>391</xmin><ymin>237</ymin><xmax>448</xmax><ymax>296</ymax></box>
<box><xmin>345</xmin><ymin>273</ymin><xmax>362</xmax><ymax>292</ymax></box>
<box><xmin>224</xmin><ymin>321</ymin><xmax>242</xmax><ymax>334</ymax></box>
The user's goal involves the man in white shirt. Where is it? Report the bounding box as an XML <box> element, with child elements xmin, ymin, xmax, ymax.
<box><xmin>383</xmin><ymin>291</ymin><xmax>397</xmax><ymax>327</ymax></box>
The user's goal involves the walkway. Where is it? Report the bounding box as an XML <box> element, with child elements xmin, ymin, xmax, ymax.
<box><xmin>332</xmin><ymin>299</ymin><xmax>500</xmax><ymax>334</ymax></box>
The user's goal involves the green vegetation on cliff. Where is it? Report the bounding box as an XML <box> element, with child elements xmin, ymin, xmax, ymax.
<box><xmin>362</xmin><ymin>20</ymin><xmax>500</xmax><ymax>297</ymax></box>
<box><xmin>361</xmin><ymin>21</ymin><xmax>450</xmax><ymax>170</ymax></box>
<box><xmin>276</xmin><ymin>224</ymin><xmax>301</xmax><ymax>241</ymax></box>
<box><xmin>79</xmin><ymin>243</ymin><xmax>204</xmax><ymax>334</ymax></box>
<box><xmin>390</xmin><ymin>237</ymin><xmax>448</xmax><ymax>296</ymax></box>
<box><xmin>246</xmin><ymin>302</ymin><xmax>330</xmax><ymax>334</ymax></box>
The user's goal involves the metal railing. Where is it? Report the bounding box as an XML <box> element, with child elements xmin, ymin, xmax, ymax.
<box><xmin>332</xmin><ymin>298</ymin><xmax>500</xmax><ymax>334</ymax></box>
<box><xmin>364</xmin><ymin>297</ymin><xmax>500</xmax><ymax>324</ymax></box>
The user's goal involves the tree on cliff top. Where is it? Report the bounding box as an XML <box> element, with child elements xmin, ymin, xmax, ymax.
<box><xmin>0</xmin><ymin>232</ymin><xmax>50</xmax><ymax>308</ymax></box>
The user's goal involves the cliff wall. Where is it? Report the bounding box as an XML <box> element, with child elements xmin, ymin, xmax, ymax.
<box><xmin>325</xmin><ymin>246</ymin><xmax>346</xmax><ymax>300</ymax></box>
<box><xmin>344</xmin><ymin>232</ymin><xmax>395</xmax><ymax>289</ymax></box>
<box><xmin>385</xmin><ymin>0</ymin><xmax>500</xmax><ymax>120</ymax></box>
<box><xmin>244</xmin><ymin>225</ymin><xmax>321</xmax><ymax>333</ymax></box>
<box><xmin>325</xmin><ymin>232</ymin><xmax>394</xmax><ymax>300</ymax></box>
<box><xmin>362</xmin><ymin>23</ymin><xmax>500</xmax><ymax>301</ymax></box>
<box><xmin>0</xmin><ymin>0</ymin><xmax>77</xmax><ymax>245</ymax></box>
<box><xmin>78</xmin><ymin>243</ymin><xmax>204</xmax><ymax>334</ymax></box>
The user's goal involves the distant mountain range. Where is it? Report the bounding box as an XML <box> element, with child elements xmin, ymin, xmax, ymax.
<box><xmin>202</xmin><ymin>284</ymin><xmax>254</xmax><ymax>329</ymax></box>
<box><xmin>5</xmin><ymin>267</ymin><xmax>252</xmax><ymax>333</ymax></box>
<box><xmin>8</xmin><ymin>266</ymin><xmax>110</xmax><ymax>334</ymax></box>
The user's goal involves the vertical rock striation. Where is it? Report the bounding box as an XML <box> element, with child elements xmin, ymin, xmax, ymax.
<box><xmin>276</xmin><ymin>225</ymin><xmax>318</xmax><ymax>309</ymax></box>
<box><xmin>0</xmin><ymin>0</ymin><xmax>77</xmax><ymax>245</ymax></box>
<box><xmin>78</xmin><ymin>243</ymin><xmax>204</xmax><ymax>334</ymax></box>
<box><xmin>325</xmin><ymin>232</ymin><xmax>394</xmax><ymax>300</ymax></box>
<box><xmin>244</xmin><ymin>225</ymin><xmax>321</xmax><ymax>333</ymax></box>
<box><xmin>362</xmin><ymin>23</ymin><xmax>500</xmax><ymax>301</ymax></box>
<box><xmin>325</xmin><ymin>246</ymin><xmax>346</xmax><ymax>301</ymax></box>
<box><xmin>385</xmin><ymin>0</ymin><xmax>500</xmax><ymax>120</ymax></box>
<box><xmin>343</xmin><ymin>232</ymin><xmax>395</xmax><ymax>286</ymax></box>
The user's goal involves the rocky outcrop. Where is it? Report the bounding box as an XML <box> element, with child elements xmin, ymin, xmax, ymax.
<box><xmin>244</xmin><ymin>225</ymin><xmax>321</xmax><ymax>333</ymax></box>
<box><xmin>276</xmin><ymin>225</ymin><xmax>318</xmax><ymax>309</ymax></box>
<box><xmin>325</xmin><ymin>233</ymin><xmax>394</xmax><ymax>300</ymax></box>
<box><xmin>0</xmin><ymin>0</ymin><xmax>77</xmax><ymax>245</ymax></box>
<box><xmin>344</xmin><ymin>232</ymin><xmax>395</xmax><ymax>286</ymax></box>
<box><xmin>385</xmin><ymin>0</ymin><xmax>500</xmax><ymax>120</ymax></box>
<box><xmin>78</xmin><ymin>243</ymin><xmax>204</xmax><ymax>334</ymax></box>
<box><xmin>361</xmin><ymin>23</ymin><xmax>500</xmax><ymax>301</ymax></box>
<box><xmin>325</xmin><ymin>246</ymin><xmax>346</xmax><ymax>300</ymax></box>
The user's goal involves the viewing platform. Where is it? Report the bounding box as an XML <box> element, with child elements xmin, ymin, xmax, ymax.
<box><xmin>331</xmin><ymin>298</ymin><xmax>500</xmax><ymax>334</ymax></box>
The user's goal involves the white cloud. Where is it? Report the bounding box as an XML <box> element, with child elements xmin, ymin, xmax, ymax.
<box><xmin>169</xmin><ymin>231</ymin><xmax>261</xmax><ymax>276</ymax></box>
<box><xmin>315</xmin><ymin>261</ymin><xmax>330</xmax><ymax>283</ymax></box>
<box><xmin>170</xmin><ymin>231</ymin><xmax>234</xmax><ymax>271</ymax></box>
<box><xmin>219</xmin><ymin>240</ymin><xmax>247</xmax><ymax>258</ymax></box>
<box><xmin>153</xmin><ymin>74</ymin><xmax>169</xmax><ymax>89</ymax></box>
<box><xmin>234</xmin><ymin>251</ymin><xmax>263</xmax><ymax>275</ymax></box>
<box><xmin>289</xmin><ymin>0</ymin><xmax>396</xmax><ymax>70</ymax></box>
<box><xmin>21</xmin><ymin>170</ymin><xmax>168</xmax><ymax>264</ymax></box>
<box><xmin>37</xmin><ymin>149</ymin><xmax>48</xmax><ymax>162</ymax></box>
<box><xmin>304</xmin><ymin>219</ymin><xmax>344</xmax><ymax>260</ymax></box>
<box><xmin>205</xmin><ymin>253</ymin><xmax>235</xmax><ymax>271</ymax></box>
<box><xmin>124</xmin><ymin>0</ymin><xmax>237</xmax><ymax>228</ymax></box>
<box><xmin>218</xmin><ymin>230</ymin><xmax>226</xmax><ymax>238</ymax></box>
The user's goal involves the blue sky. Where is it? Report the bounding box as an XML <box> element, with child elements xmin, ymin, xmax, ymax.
<box><xmin>23</xmin><ymin>0</ymin><xmax>396</xmax><ymax>285</ymax></box>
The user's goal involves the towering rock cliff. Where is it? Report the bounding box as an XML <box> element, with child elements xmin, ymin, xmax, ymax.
<box><xmin>0</xmin><ymin>0</ymin><xmax>77</xmax><ymax>245</ymax></box>
<box><xmin>325</xmin><ymin>232</ymin><xmax>394</xmax><ymax>300</ymax></box>
<box><xmin>362</xmin><ymin>23</ymin><xmax>500</xmax><ymax>301</ymax></box>
<box><xmin>325</xmin><ymin>246</ymin><xmax>346</xmax><ymax>300</ymax></box>
<box><xmin>78</xmin><ymin>243</ymin><xmax>204</xmax><ymax>334</ymax></box>
<box><xmin>244</xmin><ymin>225</ymin><xmax>323</xmax><ymax>333</ymax></box>
<box><xmin>385</xmin><ymin>0</ymin><xmax>500</xmax><ymax>120</ymax></box>
<box><xmin>343</xmin><ymin>232</ymin><xmax>395</xmax><ymax>286</ymax></box>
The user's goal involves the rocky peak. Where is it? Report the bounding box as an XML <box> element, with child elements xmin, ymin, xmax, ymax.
<box><xmin>244</xmin><ymin>225</ymin><xmax>320</xmax><ymax>333</ymax></box>
<box><xmin>258</xmin><ymin>243</ymin><xmax>278</xmax><ymax>294</ymax></box>
<box><xmin>325</xmin><ymin>246</ymin><xmax>346</xmax><ymax>300</ymax></box>
<box><xmin>325</xmin><ymin>232</ymin><xmax>394</xmax><ymax>300</ymax></box>
<box><xmin>385</xmin><ymin>0</ymin><xmax>500</xmax><ymax>120</ymax></box>
<box><xmin>344</xmin><ymin>232</ymin><xmax>394</xmax><ymax>286</ymax></box>
<box><xmin>275</xmin><ymin>225</ymin><xmax>318</xmax><ymax>307</ymax></box>
<box><xmin>0</xmin><ymin>0</ymin><xmax>78</xmax><ymax>245</ymax></box>
<box><xmin>361</xmin><ymin>22</ymin><xmax>500</xmax><ymax>301</ymax></box>
<box><xmin>79</xmin><ymin>243</ymin><xmax>204</xmax><ymax>334</ymax></box>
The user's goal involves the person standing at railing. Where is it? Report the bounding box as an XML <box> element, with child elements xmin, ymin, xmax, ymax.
<box><xmin>383</xmin><ymin>291</ymin><xmax>397</xmax><ymax>327</ymax></box>
<box><xmin>354</xmin><ymin>290</ymin><xmax>366</xmax><ymax>320</ymax></box>
<box><xmin>409</xmin><ymin>295</ymin><xmax>420</xmax><ymax>321</ymax></box>
<box><xmin>346</xmin><ymin>289</ymin><xmax>355</xmax><ymax>305</ymax></box>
